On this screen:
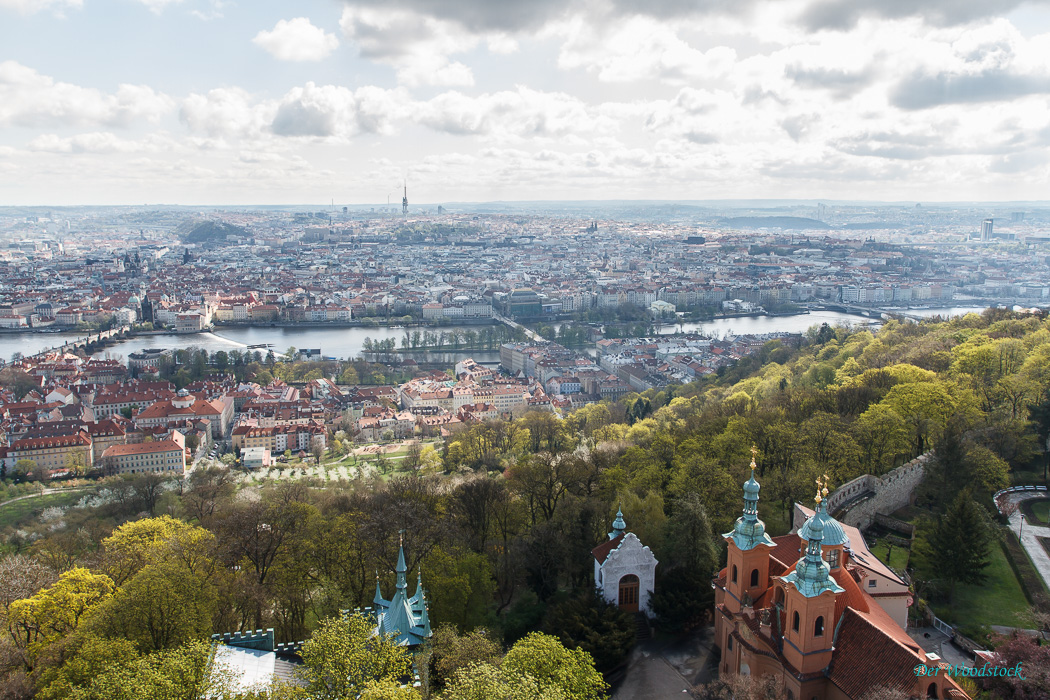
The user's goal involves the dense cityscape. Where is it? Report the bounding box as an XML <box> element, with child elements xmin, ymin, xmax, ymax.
<box><xmin>4</xmin><ymin>0</ymin><xmax>1050</xmax><ymax>696</ymax></box>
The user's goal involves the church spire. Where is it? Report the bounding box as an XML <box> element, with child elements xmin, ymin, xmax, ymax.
<box><xmin>609</xmin><ymin>504</ymin><xmax>626</xmax><ymax>540</ymax></box>
<box><xmin>723</xmin><ymin>446</ymin><xmax>775</xmax><ymax>551</ymax></box>
<box><xmin>396</xmin><ymin>531</ymin><xmax>408</xmax><ymax>591</ymax></box>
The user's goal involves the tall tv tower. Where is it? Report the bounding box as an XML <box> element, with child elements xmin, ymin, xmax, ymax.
<box><xmin>402</xmin><ymin>181</ymin><xmax>408</xmax><ymax>216</ymax></box>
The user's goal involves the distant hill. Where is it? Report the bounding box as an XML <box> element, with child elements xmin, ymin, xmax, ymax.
<box><xmin>178</xmin><ymin>220</ymin><xmax>249</xmax><ymax>244</ymax></box>
<box><xmin>721</xmin><ymin>216</ymin><xmax>830</xmax><ymax>230</ymax></box>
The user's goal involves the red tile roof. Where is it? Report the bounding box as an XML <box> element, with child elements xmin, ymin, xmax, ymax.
<box><xmin>102</xmin><ymin>440</ymin><xmax>182</xmax><ymax>457</ymax></box>
<box><xmin>591</xmin><ymin>534</ymin><xmax>624</xmax><ymax>565</ymax></box>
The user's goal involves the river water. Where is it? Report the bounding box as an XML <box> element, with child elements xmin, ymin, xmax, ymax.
<box><xmin>0</xmin><ymin>307</ymin><xmax>989</xmax><ymax>364</ymax></box>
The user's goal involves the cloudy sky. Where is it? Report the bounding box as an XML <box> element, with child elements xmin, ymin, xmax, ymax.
<box><xmin>2</xmin><ymin>0</ymin><xmax>1050</xmax><ymax>205</ymax></box>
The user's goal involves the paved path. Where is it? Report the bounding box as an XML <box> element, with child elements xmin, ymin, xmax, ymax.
<box><xmin>611</xmin><ymin>626</ymin><xmax>718</xmax><ymax>700</ymax></box>
<box><xmin>908</xmin><ymin>626</ymin><xmax>972</xmax><ymax>667</ymax></box>
<box><xmin>1002</xmin><ymin>491</ymin><xmax>1050</xmax><ymax>593</ymax></box>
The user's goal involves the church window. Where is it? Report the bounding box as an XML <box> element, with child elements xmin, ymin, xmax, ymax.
<box><xmin>732</xmin><ymin>565</ymin><xmax>738</xmax><ymax>583</ymax></box>
<box><xmin>792</xmin><ymin>611</ymin><xmax>800</xmax><ymax>632</ymax></box>
<box><xmin>750</xmin><ymin>569</ymin><xmax>759</xmax><ymax>587</ymax></box>
<box><xmin>814</xmin><ymin>615</ymin><xmax>824</xmax><ymax>637</ymax></box>
<box><xmin>827</xmin><ymin>548</ymin><xmax>840</xmax><ymax>569</ymax></box>
<box><xmin>727</xmin><ymin>636</ymin><xmax>733</xmax><ymax>650</ymax></box>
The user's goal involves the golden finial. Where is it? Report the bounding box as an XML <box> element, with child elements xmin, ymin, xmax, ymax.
<box><xmin>750</xmin><ymin>445</ymin><xmax>758</xmax><ymax>472</ymax></box>
<box><xmin>815</xmin><ymin>477</ymin><xmax>823</xmax><ymax>504</ymax></box>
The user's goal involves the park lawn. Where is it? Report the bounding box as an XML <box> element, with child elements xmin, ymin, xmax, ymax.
<box><xmin>0</xmin><ymin>490</ymin><xmax>83</xmax><ymax>530</ymax></box>
<box><xmin>871</xmin><ymin>539</ymin><xmax>910</xmax><ymax>570</ymax></box>
<box><xmin>1029</xmin><ymin>499</ymin><xmax>1050</xmax><ymax>525</ymax></box>
<box><xmin>933</xmin><ymin>541</ymin><xmax>1030</xmax><ymax>629</ymax></box>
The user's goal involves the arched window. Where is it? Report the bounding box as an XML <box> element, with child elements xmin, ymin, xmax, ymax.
<box><xmin>732</xmin><ymin>565</ymin><xmax>738</xmax><ymax>583</ymax></box>
<box><xmin>814</xmin><ymin>615</ymin><xmax>825</xmax><ymax>637</ymax></box>
<box><xmin>927</xmin><ymin>682</ymin><xmax>938</xmax><ymax>698</ymax></box>
<box><xmin>792</xmin><ymin>610</ymin><xmax>800</xmax><ymax>632</ymax></box>
<box><xmin>750</xmin><ymin>568</ymin><xmax>759</xmax><ymax>587</ymax></box>
<box><xmin>827</xmin><ymin>549</ymin><xmax>840</xmax><ymax>569</ymax></box>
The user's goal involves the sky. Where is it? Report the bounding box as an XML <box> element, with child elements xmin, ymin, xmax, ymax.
<box><xmin>2</xmin><ymin>0</ymin><xmax>1050</xmax><ymax>205</ymax></box>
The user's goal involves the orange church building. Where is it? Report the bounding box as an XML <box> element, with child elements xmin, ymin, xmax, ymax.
<box><xmin>713</xmin><ymin>456</ymin><xmax>970</xmax><ymax>700</ymax></box>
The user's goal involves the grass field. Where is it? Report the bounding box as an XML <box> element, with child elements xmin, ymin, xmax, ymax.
<box><xmin>871</xmin><ymin>539</ymin><xmax>910</xmax><ymax>570</ymax></box>
<box><xmin>933</xmin><ymin>540</ymin><xmax>1030</xmax><ymax>629</ymax></box>
<box><xmin>0</xmin><ymin>491</ymin><xmax>83</xmax><ymax>531</ymax></box>
<box><xmin>1028</xmin><ymin>499</ymin><xmax>1050</xmax><ymax>525</ymax></box>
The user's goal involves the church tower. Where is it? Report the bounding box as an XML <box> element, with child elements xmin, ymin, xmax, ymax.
<box><xmin>779</xmin><ymin>481</ymin><xmax>844</xmax><ymax>675</ymax></box>
<box><xmin>721</xmin><ymin>447</ymin><xmax>775</xmax><ymax>614</ymax></box>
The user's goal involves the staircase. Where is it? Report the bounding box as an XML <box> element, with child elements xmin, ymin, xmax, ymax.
<box><xmin>633</xmin><ymin>612</ymin><xmax>651</xmax><ymax>641</ymax></box>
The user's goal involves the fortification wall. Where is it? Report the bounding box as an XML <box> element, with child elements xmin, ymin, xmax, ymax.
<box><xmin>793</xmin><ymin>453</ymin><xmax>931</xmax><ymax>532</ymax></box>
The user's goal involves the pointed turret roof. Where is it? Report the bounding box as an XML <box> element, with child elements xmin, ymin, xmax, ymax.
<box><xmin>722</xmin><ymin>446</ymin><xmax>775</xmax><ymax>551</ymax></box>
<box><xmin>609</xmin><ymin>505</ymin><xmax>626</xmax><ymax>540</ymax></box>
<box><xmin>373</xmin><ymin>538</ymin><xmax>433</xmax><ymax>647</ymax></box>
<box><xmin>781</xmin><ymin>510</ymin><xmax>845</xmax><ymax>598</ymax></box>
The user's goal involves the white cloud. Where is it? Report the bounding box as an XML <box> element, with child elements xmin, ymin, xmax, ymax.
<box><xmin>179</xmin><ymin>87</ymin><xmax>273</xmax><ymax>139</ymax></box>
<box><xmin>26</xmin><ymin>132</ymin><xmax>172</xmax><ymax>154</ymax></box>
<box><xmin>253</xmin><ymin>18</ymin><xmax>339</xmax><ymax>62</ymax></box>
<box><xmin>554</xmin><ymin>14</ymin><xmax>737</xmax><ymax>83</ymax></box>
<box><xmin>0</xmin><ymin>61</ymin><xmax>173</xmax><ymax>128</ymax></box>
<box><xmin>418</xmin><ymin>86</ymin><xmax>615</xmax><ymax>139</ymax></box>
<box><xmin>133</xmin><ymin>0</ymin><xmax>183</xmax><ymax>14</ymax></box>
<box><xmin>0</xmin><ymin>0</ymin><xmax>80</xmax><ymax>14</ymax></box>
<box><xmin>340</xmin><ymin>6</ymin><xmax>481</xmax><ymax>86</ymax></box>
<box><xmin>180</xmin><ymin>83</ymin><xmax>410</xmax><ymax>141</ymax></box>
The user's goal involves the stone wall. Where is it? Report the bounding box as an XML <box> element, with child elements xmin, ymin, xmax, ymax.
<box><xmin>836</xmin><ymin>454</ymin><xmax>931</xmax><ymax>530</ymax></box>
<box><xmin>793</xmin><ymin>453</ymin><xmax>931</xmax><ymax>532</ymax></box>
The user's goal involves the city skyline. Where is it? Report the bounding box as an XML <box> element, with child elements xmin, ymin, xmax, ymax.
<box><xmin>2</xmin><ymin>0</ymin><xmax>1050</xmax><ymax>205</ymax></box>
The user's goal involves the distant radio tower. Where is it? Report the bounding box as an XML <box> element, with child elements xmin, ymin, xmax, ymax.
<box><xmin>402</xmin><ymin>181</ymin><xmax>408</xmax><ymax>215</ymax></box>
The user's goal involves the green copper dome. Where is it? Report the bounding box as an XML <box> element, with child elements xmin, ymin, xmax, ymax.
<box><xmin>799</xmin><ymin>498</ymin><xmax>849</xmax><ymax>547</ymax></box>
<box><xmin>782</xmin><ymin>516</ymin><xmax>844</xmax><ymax>598</ymax></box>
<box><xmin>722</xmin><ymin>459</ymin><xmax>774</xmax><ymax>552</ymax></box>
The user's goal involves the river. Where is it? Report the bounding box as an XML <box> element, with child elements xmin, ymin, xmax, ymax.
<box><xmin>0</xmin><ymin>307</ymin><xmax>991</xmax><ymax>364</ymax></box>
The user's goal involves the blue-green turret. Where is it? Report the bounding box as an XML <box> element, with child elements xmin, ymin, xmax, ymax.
<box><xmin>782</xmin><ymin>496</ymin><xmax>845</xmax><ymax>598</ymax></box>
<box><xmin>609</xmin><ymin>505</ymin><xmax>626</xmax><ymax>540</ymax></box>
<box><xmin>395</xmin><ymin>537</ymin><xmax>408</xmax><ymax>592</ymax></box>
<box><xmin>722</xmin><ymin>449</ymin><xmax>775</xmax><ymax>551</ymax></box>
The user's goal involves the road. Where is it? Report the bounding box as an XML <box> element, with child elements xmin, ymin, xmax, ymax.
<box><xmin>1002</xmin><ymin>490</ymin><xmax>1050</xmax><ymax>593</ymax></box>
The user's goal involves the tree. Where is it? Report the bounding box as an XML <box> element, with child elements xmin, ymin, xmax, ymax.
<box><xmin>101</xmin><ymin>516</ymin><xmax>215</xmax><ymax>585</ymax></box>
<box><xmin>917</xmin><ymin>490</ymin><xmax>992</xmax><ymax>605</ymax></box>
<box><xmin>428</xmin><ymin>625</ymin><xmax>502</xmax><ymax>691</ymax></box>
<box><xmin>543</xmin><ymin>591</ymin><xmax>635</xmax><ymax>674</ymax></box>
<box><xmin>13</xmin><ymin>458</ymin><xmax>37</xmax><ymax>480</ymax></box>
<box><xmin>131</xmin><ymin>472</ymin><xmax>170</xmax><ymax>517</ymax></box>
<box><xmin>662</xmin><ymin>493</ymin><xmax>717</xmax><ymax>576</ymax></box>
<box><xmin>977</xmin><ymin>631</ymin><xmax>1050</xmax><ymax>699</ymax></box>
<box><xmin>422</xmin><ymin>545</ymin><xmax>495</xmax><ymax>631</ymax></box>
<box><xmin>442</xmin><ymin>662</ymin><xmax>564</xmax><ymax>700</ymax></box>
<box><xmin>61</xmin><ymin>639</ymin><xmax>236</xmax><ymax>700</ymax></box>
<box><xmin>291</xmin><ymin>613</ymin><xmax>413</xmax><ymax>700</ymax></box>
<box><xmin>97</xmin><ymin>560</ymin><xmax>217</xmax><ymax>652</ymax></box>
<box><xmin>500</xmin><ymin>632</ymin><xmax>607</xmax><ymax>700</ymax></box>
<box><xmin>36</xmin><ymin>635</ymin><xmax>139</xmax><ymax>700</ymax></box>
<box><xmin>7</xmin><ymin>567</ymin><xmax>115</xmax><ymax>668</ymax></box>
<box><xmin>183</xmin><ymin>466</ymin><xmax>234</xmax><ymax>524</ymax></box>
